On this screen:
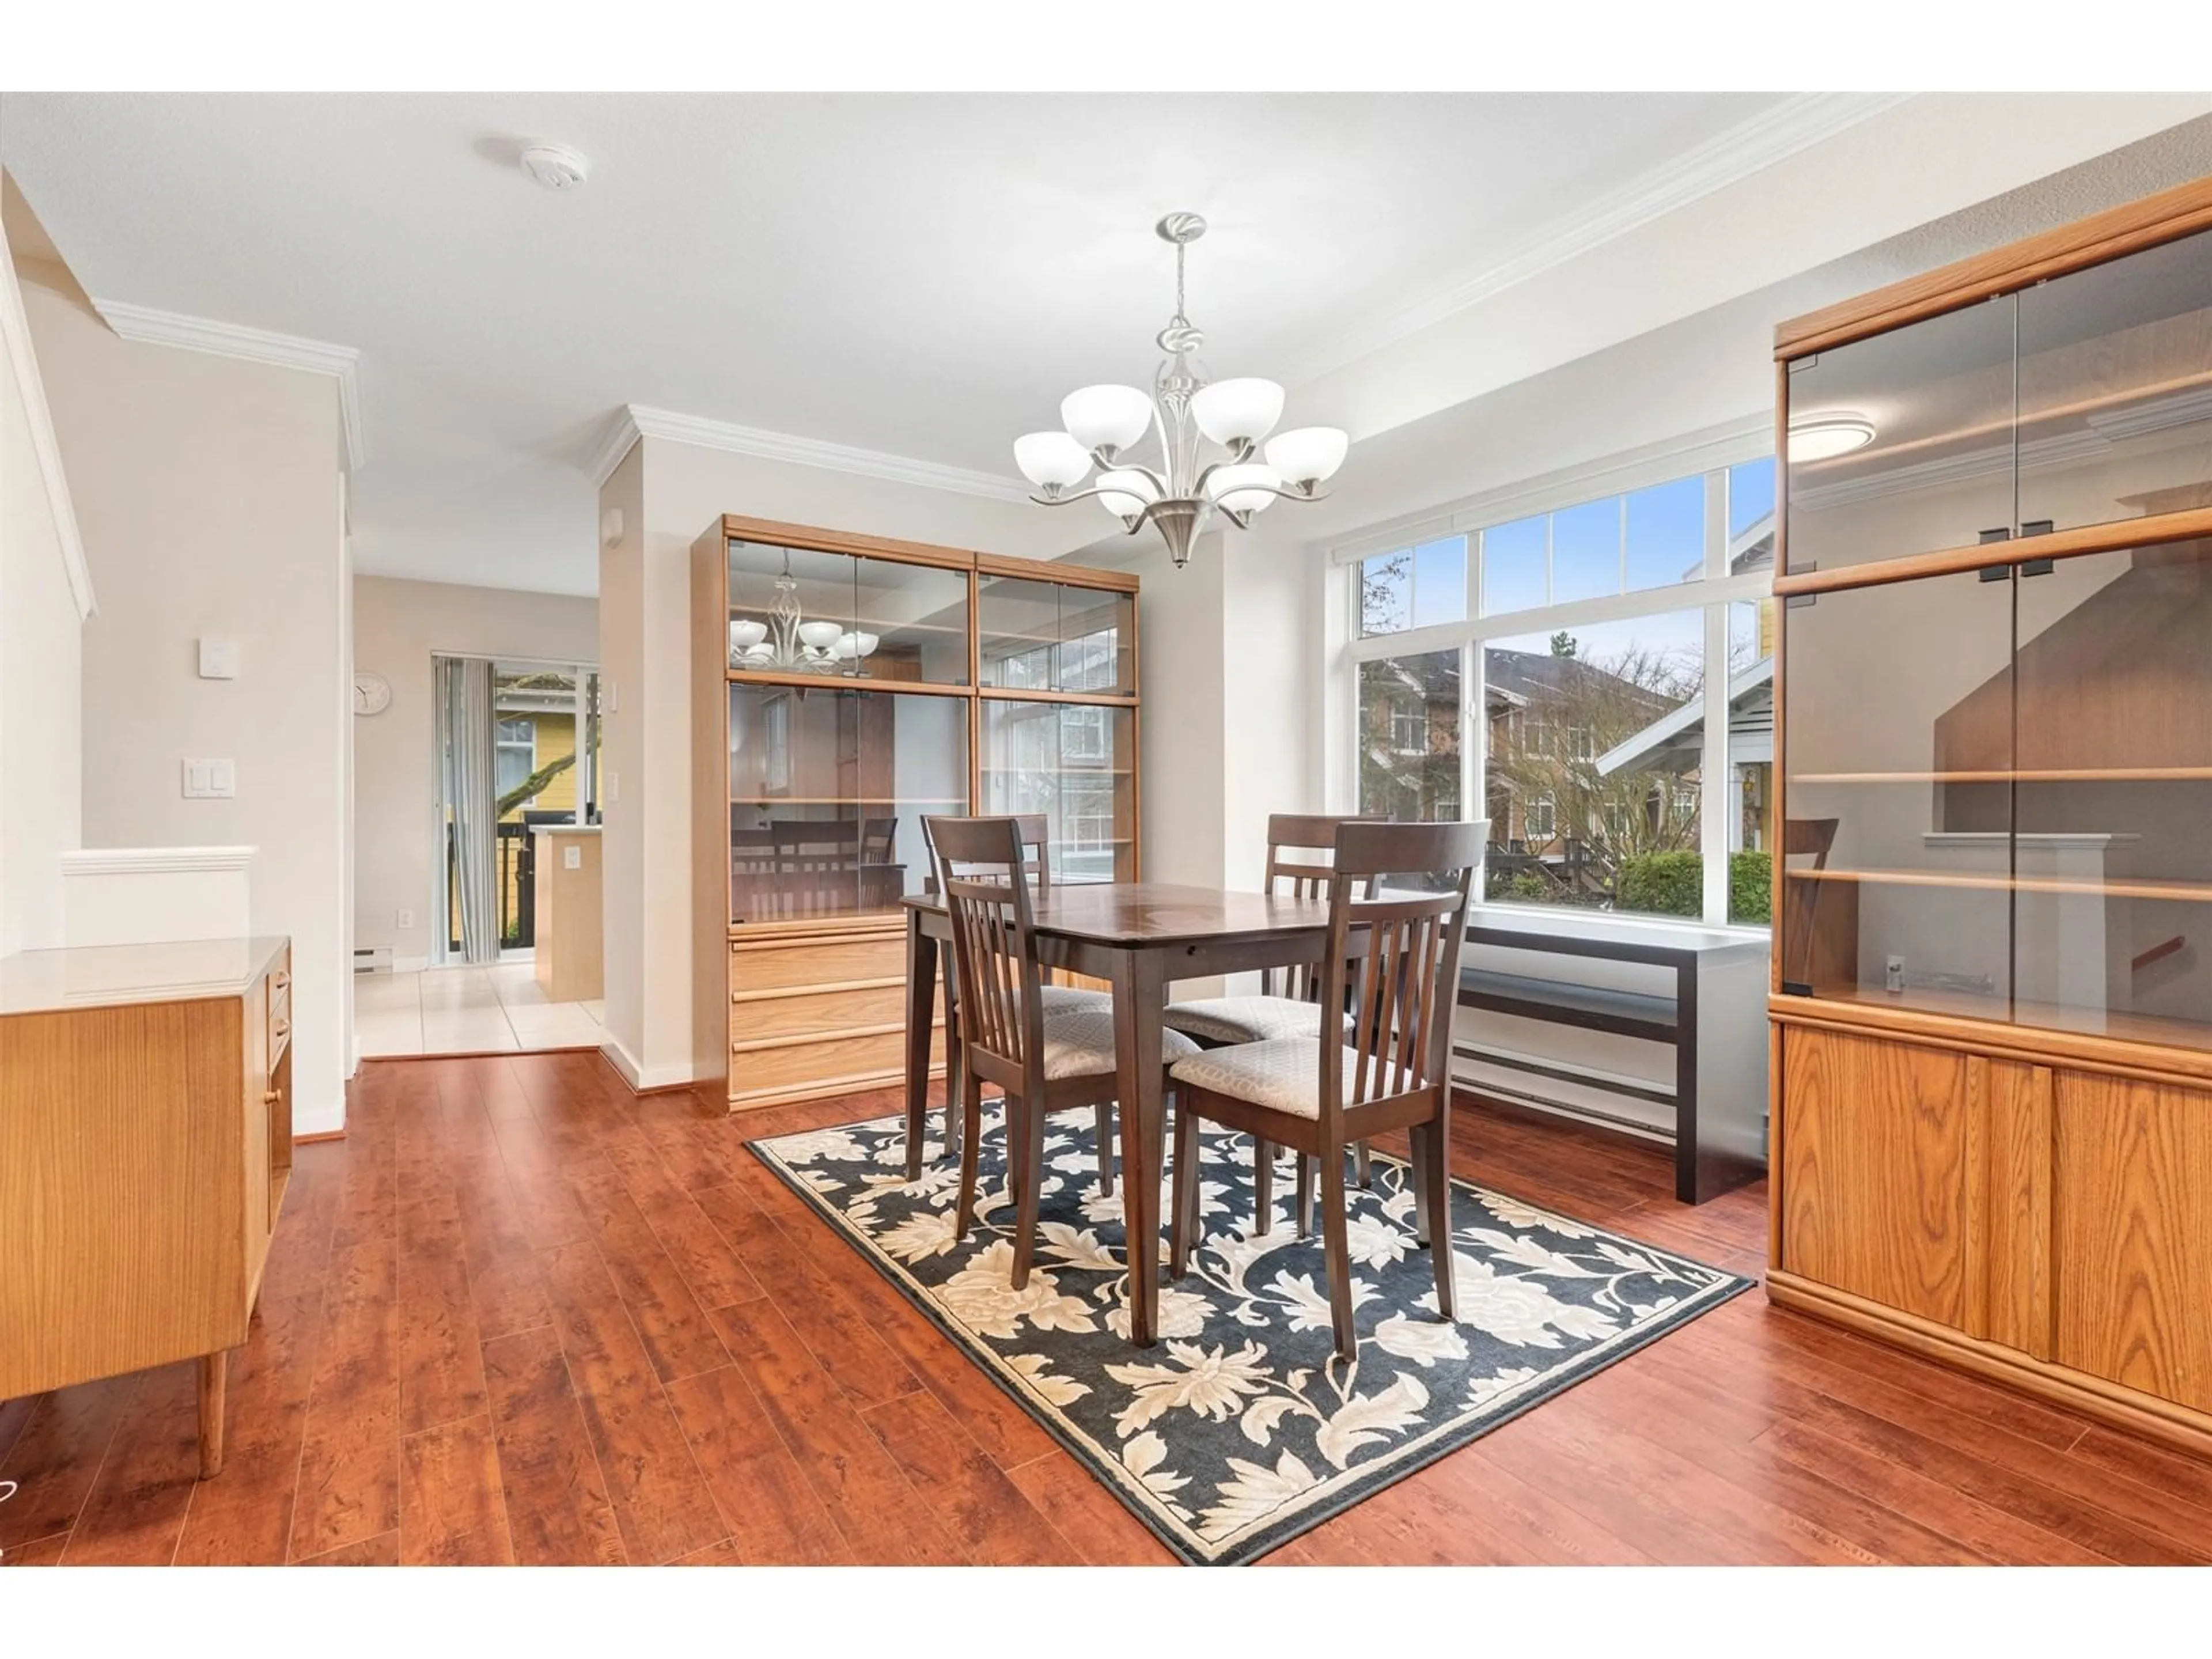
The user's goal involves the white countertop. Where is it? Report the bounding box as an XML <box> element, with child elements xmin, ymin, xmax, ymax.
<box><xmin>530</xmin><ymin>824</ymin><xmax>602</xmax><ymax>836</ymax></box>
<box><xmin>0</xmin><ymin>936</ymin><xmax>289</xmax><ymax>1016</ymax></box>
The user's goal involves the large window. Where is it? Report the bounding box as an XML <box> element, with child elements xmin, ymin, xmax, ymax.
<box><xmin>1357</xmin><ymin>649</ymin><xmax>1461</xmax><ymax>823</ymax></box>
<box><xmin>1344</xmin><ymin>451</ymin><xmax>1777</xmax><ymax>927</ymax></box>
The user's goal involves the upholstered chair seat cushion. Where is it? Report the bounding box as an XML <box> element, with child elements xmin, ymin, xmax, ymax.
<box><xmin>1169</xmin><ymin>1037</ymin><xmax>1406</xmax><ymax>1119</ymax></box>
<box><xmin>1035</xmin><ymin>983</ymin><xmax>1113</xmax><ymax>1015</ymax></box>
<box><xmin>1160</xmin><ymin>994</ymin><xmax>1353</xmax><ymax>1046</ymax></box>
<box><xmin>1039</xmin><ymin>1007</ymin><xmax>1200</xmax><ymax>1081</ymax></box>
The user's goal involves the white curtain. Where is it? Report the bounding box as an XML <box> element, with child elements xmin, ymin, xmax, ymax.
<box><xmin>437</xmin><ymin>655</ymin><xmax>500</xmax><ymax>963</ymax></box>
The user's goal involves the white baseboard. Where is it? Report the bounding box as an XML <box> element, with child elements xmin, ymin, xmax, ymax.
<box><xmin>393</xmin><ymin>953</ymin><xmax>430</xmax><ymax>974</ymax></box>
<box><xmin>598</xmin><ymin>1035</ymin><xmax>699</xmax><ymax>1093</ymax></box>
<box><xmin>294</xmin><ymin>1086</ymin><xmax>346</xmax><ymax>1138</ymax></box>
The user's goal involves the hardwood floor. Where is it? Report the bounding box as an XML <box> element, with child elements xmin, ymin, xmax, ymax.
<box><xmin>7</xmin><ymin>1050</ymin><xmax>2212</xmax><ymax>1565</ymax></box>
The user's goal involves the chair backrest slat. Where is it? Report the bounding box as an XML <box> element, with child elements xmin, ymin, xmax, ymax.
<box><xmin>925</xmin><ymin>816</ymin><xmax>1046</xmax><ymax>1090</ymax></box>
<box><xmin>1260</xmin><ymin>812</ymin><xmax>1376</xmax><ymax>1003</ymax></box>
<box><xmin>1314</xmin><ymin>820</ymin><xmax>1486</xmax><ymax>1131</ymax></box>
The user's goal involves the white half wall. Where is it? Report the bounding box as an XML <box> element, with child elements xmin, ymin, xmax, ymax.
<box><xmin>22</xmin><ymin>268</ymin><xmax>351</xmax><ymax>1134</ymax></box>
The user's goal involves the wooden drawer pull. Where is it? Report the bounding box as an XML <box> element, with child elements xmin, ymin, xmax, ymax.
<box><xmin>273</xmin><ymin>971</ymin><xmax>291</xmax><ymax>990</ymax></box>
<box><xmin>263</xmin><ymin>1089</ymin><xmax>282</xmax><ymax>1105</ymax></box>
<box><xmin>272</xmin><ymin>1017</ymin><xmax>290</xmax><ymax>1039</ymax></box>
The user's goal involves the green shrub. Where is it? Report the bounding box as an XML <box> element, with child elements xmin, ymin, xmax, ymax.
<box><xmin>1729</xmin><ymin>851</ymin><xmax>1772</xmax><ymax>925</ymax></box>
<box><xmin>1615</xmin><ymin>849</ymin><xmax>1774</xmax><ymax>924</ymax></box>
<box><xmin>1618</xmin><ymin>850</ymin><xmax>1702</xmax><ymax>917</ymax></box>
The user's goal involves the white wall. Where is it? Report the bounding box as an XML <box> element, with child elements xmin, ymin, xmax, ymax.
<box><xmin>0</xmin><ymin>252</ymin><xmax>83</xmax><ymax>954</ymax></box>
<box><xmin>351</xmin><ymin>574</ymin><xmax>598</xmax><ymax>966</ymax></box>
<box><xmin>22</xmin><ymin>270</ymin><xmax>351</xmax><ymax>1134</ymax></box>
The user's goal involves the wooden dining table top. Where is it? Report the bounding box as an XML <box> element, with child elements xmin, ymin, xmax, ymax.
<box><xmin>902</xmin><ymin>882</ymin><xmax>1337</xmax><ymax>945</ymax></box>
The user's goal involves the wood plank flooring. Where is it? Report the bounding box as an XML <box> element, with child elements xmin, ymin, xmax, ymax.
<box><xmin>7</xmin><ymin>1051</ymin><xmax>2212</xmax><ymax>1565</ymax></box>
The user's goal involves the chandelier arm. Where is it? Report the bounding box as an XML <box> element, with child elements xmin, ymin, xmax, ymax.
<box><xmin>1028</xmin><ymin>483</ymin><xmax>1164</xmax><ymax>517</ymax></box>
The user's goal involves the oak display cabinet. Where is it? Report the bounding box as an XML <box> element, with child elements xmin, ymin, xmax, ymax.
<box><xmin>691</xmin><ymin>516</ymin><xmax>1141</xmax><ymax>1110</ymax></box>
<box><xmin>1768</xmin><ymin>177</ymin><xmax>2212</xmax><ymax>1456</ymax></box>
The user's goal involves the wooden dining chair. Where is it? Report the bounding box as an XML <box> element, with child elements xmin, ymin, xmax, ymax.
<box><xmin>922</xmin><ymin>813</ymin><xmax>1112</xmax><ymax>1179</ymax></box>
<box><xmin>1168</xmin><ymin>819</ymin><xmax>1484</xmax><ymax>1359</ymax></box>
<box><xmin>926</xmin><ymin>816</ymin><xmax>1198</xmax><ymax>1278</ymax></box>
<box><xmin>1162</xmin><ymin>813</ymin><xmax>1373</xmax><ymax>1231</ymax></box>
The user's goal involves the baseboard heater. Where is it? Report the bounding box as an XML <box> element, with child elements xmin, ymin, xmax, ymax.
<box><xmin>353</xmin><ymin>945</ymin><xmax>395</xmax><ymax>974</ymax></box>
<box><xmin>1451</xmin><ymin>1040</ymin><xmax>1677</xmax><ymax>1147</ymax></box>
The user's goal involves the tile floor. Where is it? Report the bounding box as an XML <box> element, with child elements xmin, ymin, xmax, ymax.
<box><xmin>354</xmin><ymin>962</ymin><xmax>607</xmax><ymax>1056</ymax></box>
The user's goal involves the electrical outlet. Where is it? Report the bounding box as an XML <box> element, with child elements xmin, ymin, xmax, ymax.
<box><xmin>564</xmin><ymin>844</ymin><xmax>582</xmax><ymax>870</ymax></box>
<box><xmin>1885</xmin><ymin>955</ymin><xmax>1907</xmax><ymax>994</ymax></box>
<box><xmin>606</xmin><ymin>769</ymin><xmax>619</xmax><ymax>804</ymax></box>
<box><xmin>396</xmin><ymin>909</ymin><xmax>415</xmax><ymax>930</ymax></box>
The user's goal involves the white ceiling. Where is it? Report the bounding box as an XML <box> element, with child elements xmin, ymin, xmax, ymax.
<box><xmin>5</xmin><ymin>92</ymin><xmax>2206</xmax><ymax>599</ymax></box>
<box><xmin>1</xmin><ymin>90</ymin><xmax>1817</xmax><ymax>594</ymax></box>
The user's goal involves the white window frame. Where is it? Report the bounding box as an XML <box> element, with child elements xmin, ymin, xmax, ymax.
<box><xmin>1338</xmin><ymin>426</ymin><xmax>1775</xmax><ymax>931</ymax></box>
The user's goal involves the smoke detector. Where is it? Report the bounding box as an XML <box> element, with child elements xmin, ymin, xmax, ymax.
<box><xmin>520</xmin><ymin>142</ymin><xmax>590</xmax><ymax>192</ymax></box>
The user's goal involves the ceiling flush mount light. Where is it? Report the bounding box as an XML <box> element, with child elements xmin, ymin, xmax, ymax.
<box><xmin>1787</xmin><ymin>414</ymin><xmax>1877</xmax><ymax>462</ymax></box>
<box><xmin>1013</xmin><ymin>213</ymin><xmax>1347</xmax><ymax>567</ymax></box>
<box><xmin>520</xmin><ymin>142</ymin><xmax>590</xmax><ymax>192</ymax></box>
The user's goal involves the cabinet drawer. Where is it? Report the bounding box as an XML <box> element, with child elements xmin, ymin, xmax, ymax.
<box><xmin>729</xmin><ymin>1025</ymin><xmax>943</xmax><ymax>1108</ymax></box>
<box><xmin>733</xmin><ymin>980</ymin><xmax>910</xmax><ymax>1045</ymax></box>
<box><xmin>731</xmin><ymin>935</ymin><xmax>904</xmax><ymax>993</ymax></box>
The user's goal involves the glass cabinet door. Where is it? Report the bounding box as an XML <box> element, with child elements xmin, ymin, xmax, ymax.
<box><xmin>979</xmin><ymin>700</ymin><xmax>1135</xmax><ymax>883</ymax></box>
<box><xmin>726</xmin><ymin>539</ymin><xmax>971</xmax><ymax>687</ymax></box>
<box><xmin>2010</xmin><ymin>541</ymin><xmax>2212</xmax><ymax>1047</ymax></box>
<box><xmin>725</xmin><ymin>684</ymin><xmax>969</xmax><ymax>922</ymax></box>
<box><xmin>978</xmin><ymin>575</ymin><xmax>1135</xmax><ymax>694</ymax></box>
<box><xmin>2017</xmin><ymin>226</ymin><xmax>2212</xmax><ymax>541</ymax></box>
<box><xmin>1782</xmin><ymin>569</ymin><xmax>2016</xmax><ymax>1015</ymax></box>
<box><xmin>1785</xmin><ymin>297</ymin><xmax>2017</xmax><ymax>575</ymax></box>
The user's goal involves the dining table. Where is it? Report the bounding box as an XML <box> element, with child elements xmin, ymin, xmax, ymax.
<box><xmin>901</xmin><ymin>882</ymin><xmax>1340</xmax><ymax>1347</ymax></box>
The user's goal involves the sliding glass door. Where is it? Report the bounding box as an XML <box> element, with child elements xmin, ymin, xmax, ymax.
<box><xmin>434</xmin><ymin>656</ymin><xmax>601</xmax><ymax>964</ymax></box>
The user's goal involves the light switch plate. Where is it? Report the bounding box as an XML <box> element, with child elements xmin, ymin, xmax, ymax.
<box><xmin>197</xmin><ymin>638</ymin><xmax>240</xmax><ymax>680</ymax></box>
<box><xmin>184</xmin><ymin>759</ymin><xmax>236</xmax><ymax>798</ymax></box>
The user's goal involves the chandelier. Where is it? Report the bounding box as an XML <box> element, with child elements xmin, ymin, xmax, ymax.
<box><xmin>1013</xmin><ymin>213</ymin><xmax>1348</xmax><ymax>567</ymax></box>
<box><xmin>728</xmin><ymin>550</ymin><xmax>879</xmax><ymax>674</ymax></box>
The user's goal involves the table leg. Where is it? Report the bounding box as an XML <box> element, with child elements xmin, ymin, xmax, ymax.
<box><xmin>197</xmin><ymin>1350</ymin><xmax>229</xmax><ymax>1479</ymax></box>
<box><xmin>1111</xmin><ymin>948</ymin><xmax>1167</xmax><ymax>1346</ymax></box>
<box><xmin>904</xmin><ymin>915</ymin><xmax>938</xmax><ymax>1182</ymax></box>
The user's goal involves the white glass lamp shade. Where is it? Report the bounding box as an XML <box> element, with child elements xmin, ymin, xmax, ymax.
<box><xmin>1014</xmin><ymin>430</ymin><xmax>1093</xmax><ymax>489</ymax></box>
<box><xmin>1060</xmin><ymin>385</ymin><xmax>1155</xmax><ymax>454</ymax></box>
<box><xmin>835</xmin><ymin>630</ymin><xmax>880</xmax><ymax>660</ymax></box>
<box><xmin>1263</xmin><ymin>426</ymin><xmax>1349</xmax><ymax>487</ymax></box>
<box><xmin>1096</xmin><ymin>469</ymin><xmax>1160</xmax><ymax>520</ymax></box>
<box><xmin>1205</xmin><ymin>462</ymin><xmax>1283</xmax><ymax>516</ymax></box>
<box><xmin>797</xmin><ymin>620</ymin><xmax>844</xmax><ymax>652</ymax></box>
<box><xmin>1191</xmin><ymin>377</ymin><xmax>1285</xmax><ymax>446</ymax></box>
<box><xmin>729</xmin><ymin>619</ymin><xmax>767</xmax><ymax>653</ymax></box>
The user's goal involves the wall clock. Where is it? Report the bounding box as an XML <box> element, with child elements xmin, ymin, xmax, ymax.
<box><xmin>353</xmin><ymin>671</ymin><xmax>392</xmax><ymax>716</ymax></box>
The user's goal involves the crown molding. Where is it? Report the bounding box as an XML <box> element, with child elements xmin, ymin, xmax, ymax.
<box><xmin>60</xmin><ymin>845</ymin><xmax>258</xmax><ymax>876</ymax></box>
<box><xmin>1297</xmin><ymin>92</ymin><xmax>1916</xmax><ymax>385</ymax></box>
<box><xmin>589</xmin><ymin>402</ymin><xmax>1029</xmax><ymax>502</ymax></box>
<box><xmin>90</xmin><ymin>298</ymin><xmax>367</xmax><ymax>472</ymax></box>
<box><xmin>1</xmin><ymin>221</ymin><xmax>97</xmax><ymax>620</ymax></box>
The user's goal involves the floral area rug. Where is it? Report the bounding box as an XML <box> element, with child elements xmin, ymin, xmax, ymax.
<box><xmin>748</xmin><ymin>1105</ymin><xmax>1751</xmax><ymax>1565</ymax></box>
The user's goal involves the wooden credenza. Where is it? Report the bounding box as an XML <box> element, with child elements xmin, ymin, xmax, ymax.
<box><xmin>0</xmin><ymin>935</ymin><xmax>293</xmax><ymax>1478</ymax></box>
